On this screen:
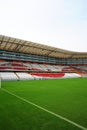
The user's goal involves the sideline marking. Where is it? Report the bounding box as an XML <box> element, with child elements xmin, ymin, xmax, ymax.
<box><xmin>2</xmin><ymin>88</ymin><xmax>87</xmax><ymax>130</ymax></box>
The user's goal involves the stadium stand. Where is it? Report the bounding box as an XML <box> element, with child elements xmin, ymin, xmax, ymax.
<box><xmin>0</xmin><ymin>35</ymin><xmax>87</xmax><ymax>80</ymax></box>
<box><xmin>31</xmin><ymin>73</ymin><xmax>65</xmax><ymax>78</ymax></box>
<box><xmin>16</xmin><ymin>72</ymin><xmax>34</xmax><ymax>80</ymax></box>
<box><xmin>0</xmin><ymin>72</ymin><xmax>18</xmax><ymax>80</ymax></box>
<box><xmin>63</xmin><ymin>73</ymin><xmax>81</xmax><ymax>78</ymax></box>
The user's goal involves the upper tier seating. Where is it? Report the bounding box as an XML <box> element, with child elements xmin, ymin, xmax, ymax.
<box><xmin>75</xmin><ymin>66</ymin><xmax>87</xmax><ymax>71</ymax></box>
<box><xmin>39</xmin><ymin>64</ymin><xmax>48</xmax><ymax>71</ymax></box>
<box><xmin>0</xmin><ymin>61</ymin><xmax>28</xmax><ymax>71</ymax></box>
<box><xmin>30</xmin><ymin>63</ymin><xmax>43</xmax><ymax>70</ymax></box>
<box><xmin>23</xmin><ymin>63</ymin><xmax>32</xmax><ymax>69</ymax></box>
<box><xmin>0</xmin><ymin>60</ymin><xmax>86</xmax><ymax>73</ymax></box>
<box><xmin>54</xmin><ymin>65</ymin><xmax>67</xmax><ymax>72</ymax></box>
<box><xmin>62</xmin><ymin>66</ymin><xmax>77</xmax><ymax>72</ymax></box>
<box><xmin>46</xmin><ymin>64</ymin><xmax>60</xmax><ymax>71</ymax></box>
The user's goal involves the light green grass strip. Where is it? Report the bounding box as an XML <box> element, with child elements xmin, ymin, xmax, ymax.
<box><xmin>2</xmin><ymin>88</ymin><xmax>87</xmax><ymax>130</ymax></box>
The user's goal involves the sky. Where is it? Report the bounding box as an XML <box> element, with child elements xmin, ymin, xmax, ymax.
<box><xmin>0</xmin><ymin>0</ymin><xmax>87</xmax><ymax>52</ymax></box>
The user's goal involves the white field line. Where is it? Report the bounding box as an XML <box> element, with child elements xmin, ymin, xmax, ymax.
<box><xmin>2</xmin><ymin>88</ymin><xmax>87</xmax><ymax>130</ymax></box>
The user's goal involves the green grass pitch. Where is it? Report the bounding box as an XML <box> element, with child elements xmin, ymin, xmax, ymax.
<box><xmin>0</xmin><ymin>78</ymin><xmax>87</xmax><ymax>130</ymax></box>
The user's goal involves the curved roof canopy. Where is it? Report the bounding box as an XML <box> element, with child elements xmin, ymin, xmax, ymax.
<box><xmin>0</xmin><ymin>35</ymin><xmax>87</xmax><ymax>58</ymax></box>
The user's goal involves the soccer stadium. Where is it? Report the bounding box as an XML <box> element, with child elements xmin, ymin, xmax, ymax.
<box><xmin>0</xmin><ymin>35</ymin><xmax>87</xmax><ymax>130</ymax></box>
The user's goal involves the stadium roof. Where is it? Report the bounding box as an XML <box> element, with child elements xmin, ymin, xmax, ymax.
<box><xmin>0</xmin><ymin>35</ymin><xmax>87</xmax><ymax>58</ymax></box>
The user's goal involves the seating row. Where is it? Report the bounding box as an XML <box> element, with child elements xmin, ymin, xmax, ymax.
<box><xmin>0</xmin><ymin>72</ymin><xmax>81</xmax><ymax>80</ymax></box>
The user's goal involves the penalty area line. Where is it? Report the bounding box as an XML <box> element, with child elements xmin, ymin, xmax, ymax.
<box><xmin>2</xmin><ymin>88</ymin><xmax>87</xmax><ymax>130</ymax></box>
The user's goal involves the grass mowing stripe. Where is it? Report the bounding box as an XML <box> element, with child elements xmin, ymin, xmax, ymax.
<box><xmin>2</xmin><ymin>88</ymin><xmax>87</xmax><ymax>130</ymax></box>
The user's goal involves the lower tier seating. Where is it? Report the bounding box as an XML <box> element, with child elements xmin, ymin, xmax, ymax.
<box><xmin>31</xmin><ymin>73</ymin><xmax>65</xmax><ymax>78</ymax></box>
<box><xmin>63</xmin><ymin>73</ymin><xmax>81</xmax><ymax>78</ymax></box>
<box><xmin>16</xmin><ymin>72</ymin><xmax>34</xmax><ymax>80</ymax></box>
<box><xmin>0</xmin><ymin>72</ymin><xmax>18</xmax><ymax>80</ymax></box>
<box><xmin>0</xmin><ymin>72</ymin><xmax>81</xmax><ymax>80</ymax></box>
